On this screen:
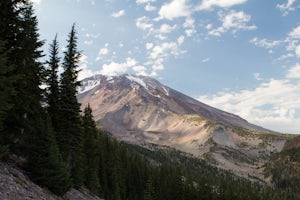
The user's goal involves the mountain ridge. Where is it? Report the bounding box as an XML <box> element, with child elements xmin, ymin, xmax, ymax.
<box><xmin>77</xmin><ymin>74</ymin><xmax>294</xmax><ymax>180</ymax></box>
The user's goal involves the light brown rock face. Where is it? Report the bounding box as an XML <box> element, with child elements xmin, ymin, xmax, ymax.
<box><xmin>78</xmin><ymin>74</ymin><xmax>292</xmax><ymax>180</ymax></box>
<box><xmin>0</xmin><ymin>161</ymin><xmax>102</xmax><ymax>200</ymax></box>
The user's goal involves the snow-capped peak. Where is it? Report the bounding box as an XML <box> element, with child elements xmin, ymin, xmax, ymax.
<box><xmin>126</xmin><ymin>75</ymin><xmax>149</xmax><ymax>90</ymax></box>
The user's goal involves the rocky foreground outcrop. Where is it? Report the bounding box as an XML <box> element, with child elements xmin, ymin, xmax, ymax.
<box><xmin>0</xmin><ymin>161</ymin><xmax>102</xmax><ymax>200</ymax></box>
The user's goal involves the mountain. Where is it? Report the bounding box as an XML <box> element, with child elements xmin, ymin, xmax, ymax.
<box><xmin>77</xmin><ymin>74</ymin><xmax>294</xmax><ymax>181</ymax></box>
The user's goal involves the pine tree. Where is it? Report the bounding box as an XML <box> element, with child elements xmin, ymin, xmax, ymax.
<box><xmin>0</xmin><ymin>0</ymin><xmax>26</xmax><ymax>149</ymax></box>
<box><xmin>0</xmin><ymin>40</ymin><xmax>15</xmax><ymax>131</ymax></box>
<box><xmin>25</xmin><ymin>115</ymin><xmax>72</xmax><ymax>195</ymax></box>
<box><xmin>144</xmin><ymin>176</ymin><xmax>156</xmax><ymax>200</ymax></box>
<box><xmin>82</xmin><ymin>104</ymin><xmax>100</xmax><ymax>194</ymax></box>
<box><xmin>0</xmin><ymin>39</ymin><xmax>15</xmax><ymax>159</ymax></box>
<box><xmin>57</xmin><ymin>24</ymin><xmax>84</xmax><ymax>187</ymax></box>
<box><xmin>46</xmin><ymin>35</ymin><xmax>61</xmax><ymax>132</ymax></box>
<box><xmin>0</xmin><ymin>1</ymin><xmax>47</xmax><ymax>154</ymax></box>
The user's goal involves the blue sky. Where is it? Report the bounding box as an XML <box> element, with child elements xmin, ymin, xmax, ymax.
<box><xmin>32</xmin><ymin>0</ymin><xmax>300</xmax><ymax>134</ymax></box>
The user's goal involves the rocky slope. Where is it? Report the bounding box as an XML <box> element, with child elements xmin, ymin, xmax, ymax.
<box><xmin>78</xmin><ymin>74</ymin><xmax>295</xmax><ymax>180</ymax></box>
<box><xmin>0</xmin><ymin>160</ymin><xmax>102</xmax><ymax>200</ymax></box>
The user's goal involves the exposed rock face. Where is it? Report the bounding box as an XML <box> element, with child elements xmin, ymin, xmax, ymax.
<box><xmin>0</xmin><ymin>161</ymin><xmax>102</xmax><ymax>200</ymax></box>
<box><xmin>78</xmin><ymin>74</ymin><xmax>293</xmax><ymax>180</ymax></box>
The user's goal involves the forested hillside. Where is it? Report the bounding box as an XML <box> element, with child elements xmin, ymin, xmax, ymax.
<box><xmin>0</xmin><ymin>1</ymin><xmax>299</xmax><ymax>200</ymax></box>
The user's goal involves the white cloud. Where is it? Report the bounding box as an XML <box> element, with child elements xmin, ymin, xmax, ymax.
<box><xmin>145</xmin><ymin>3</ymin><xmax>156</xmax><ymax>11</ymax></box>
<box><xmin>206</xmin><ymin>24</ymin><xmax>213</xmax><ymax>30</ymax></box>
<box><xmin>133</xmin><ymin>65</ymin><xmax>148</xmax><ymax>76</ymax></box>
<box><xmin>159</xmin><ymin>24</ymin><xmax>177</xmax><ymax>34</ymax></box>
<box><xmin>146</xmin><ymin>41</ymin><xmax>184</xmax><ymax>75</ymax></box>
<box><xmin>85</xmin><ymin>33</ymin><xmax>100</xmax><ymax>38</ymax></box>
<box><xmin>111</xmin><ymin>9</ymin><xmax>125</xmax><ymax>18</ymax></box>
<box><xmin>136</xmin><ymin>16</ymin><xmax>153</xmax><ymax>30</ymax></box>
<box><xmin>78</xmin><ymin>54</ymin><xmax>94</xmax><ymax>81</ymax></box>
<box><xmin>202</xmin><ymin>57</ymin><xmax>210</xmax><ymax>63</ymax></box>
<box><xmin>84</xmin><ymin>40</ymin><xmax>93</xmax><ymax>45</ymax></box>
<box><xmin>183</xmin><ymin>17</ymin><xmax>196</xmax><ymax>37</ymax></box>
<box><xmin>177</xmin><ymin>35</ymin><xmax>185</xmax><ymax>45</ymax></box>
<box><xmin>198</xmin><ymin>78</ymin><xmax>300</xmax><ymax>133</ymax></box>
<box><xmin>150</xmin><ymin>42</ymin><xmax>180</xmax><ymax>60</ymax></box>
<box><xmin>136</xmin><ymin>0</ymin><xmax>155</xmax><ymax>4</ymax></box>
<box><xmin>253</xmin><ymin>73</ymin><xmax>262</xmax><ymax>81</ymax></box>
<box><xmin>31</xmin><ymin>0</ymin><xmax>42</xmax><ymax>4</ymax></box>
<box><xmin>100</xmin><ymin>57</ymin><xmax>137</xmax><ymax>76</ymax></box>
<box><xmin>146</xmin><ymin>43</ymin><xmax>154</xmax><ymax>49</ymax></box>
<box><xmin>289</xmin><ymin>25</ymin><xmax>300</xmax><ymax>39</ymax></box>
<box><xmin>197</xmin><ymin>0</ymin><xmax>247</xmax><ymax>10</ymax></box>
<box><xmin>96</xmin><ymin>43</ymin><xmax>109</xmax><ymax>61</ymax></box>
<box><xmin>296</xmin><ymin>45</ymin><xmax>300</xmax><ymax>57</ymax></box>
<box><xmin>277</xmin><ymin>0</ymin><xmax>296</xmax><ymax>16</ymax></box>
<box><xmin>276</xmin><ymin>53</ymin><xmax>294</xmax><ymax>61</ymax></box>
<box><xmin>158</xmin><ymin>0</ymin><xmax>191</xmax><ymax>20</ymax></box>
<box><xmin>209</xmin><ymin>11</ymin><xmax>256</xmax><ymax>36</ymax></box>
<box><xmin>118</xmin><ymin>42</ymin><xmax>124</xmax><ymax>48</ymax></box>
<box><xmin>250</xmin><ymin>37</ymin><xmax>281</xmax><ymax>49</ymax></box>
<box><xmin>286</xmin><ymin>63</ymin><xmax>300</xmax><ymax>78</ymax></box>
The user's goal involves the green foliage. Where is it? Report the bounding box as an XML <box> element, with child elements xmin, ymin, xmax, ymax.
<box><xmin>56</xmin><ymin>24</ymin><xmax>84</xmax><ymax>187</ymax></box>
<box><xmin>1</xmin><ymin>1</ymin><xmax>45</xmax><ymax>154</ymax></box>
<box><xmin>0</xmin><ymin>145</ymin><xmax>9</xmax><ymax>160</ymax></box>
<box><xmin>0</xmin><ymin>40</ymin><xmax>15</xmax><ymax>134</ymax></box>
<box><xmin>82</xmin><ymin>104</ymin><xmax>100</xmax><ymax>194</ymax></box>
<box><xmin>25</xmin><ymin>115</ymin><xmax>72</xmax><ymax>195</ymax></box>
<box><xmin>265</xmin><ymin>147</ymin><xmax>300</xmax><ymax>199</ymax></box>
<box><xmin>45</xmin><ymin>35</ymin><xmax>61</xmax><ymax>133</ymax></box>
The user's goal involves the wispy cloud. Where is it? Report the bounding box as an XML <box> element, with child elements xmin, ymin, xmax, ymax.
<box><xmin>289</xmin><ymin>25</ymin><xmax>300</xmax><ymax>38</ymax></box>
<box><xmin>145</xmin><ymin>3</ymin><xmax>156</xmax><ymax>11</ymax></box>
<box><xmin>277</xmin><ymin>0</ymin><xmax>296</xmax><ymax>16</ymax></box>
<box><xmin>198</xmin><ymin>62</ymin><xmax>300</xmax><ymax>133</ymax></box>
<box><xmin>111</xmin><ymin>9</ymin><xmax>125</xmax><ymax>18</ymax></box>
<box><xmin>198</xmin><ymin>76</ymin><xmax>300</xmax><ymax>133</ymax></box>
<box><xmin>286</xmin><ymin>63</ymin><xmax>300</xmax><ymax>78</ymax></box>
<box><xmin>84</xmin><ymin>40</ymin><xmax>93</xmax><ymax>45</ymax></box>
<box><xmin>31</xmin><ymin>0</ymin><xmax>42</xmax><ymax>4</ymax></box>
<box><xmin>202</xmin><ymin>57</ymin><xmax>210</xmax><ymax>63</ymax></box>
<box><xmin>78</xmin><ymin>54</ymin><xmax>94</xmax><ymax>81</ymax></box>
<box><xmin>209</xmin><ymin>10</ymin><xmax>256</xmax><ymax>36</ymax></box>
<box><xmin>96</xmin><ymin>43</ymin><xmax>109</xmax><ymax>61</ymax></box>
<box><xmin>250</xmin><ymin>38</ymin><xmax>282</xmax><ymax>53</ymax></box>
<box><xmin>197</xmin><ymin>0</ymin><xmax>247</xmax><ymax>10</ymax></box>
<box><xmin>136</xmin><ymin>16</ymin><xmax>153</xmax><ymax>30</ymax></box>
<box><xmin>136</xmin><ymin>0</ymin><xmax>155</xmax><ymax>4</ymax></box>
<box><xmin>183</xmin><ymin>17</ymin><xmax>196</xmax><ymax>37</ymax></box>
<box><xmin>85</xmin><ymin>33</ymin><xmax>100</xmax><ymax>38</ymax></box>
<box><xmin>253</xmin><ymin>73</ymin><xmax>262</xmax><ymax>81</ymax></box>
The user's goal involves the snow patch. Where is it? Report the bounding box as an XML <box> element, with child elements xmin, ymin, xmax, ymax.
<box><xmin>94</xmin><ymin>90</ymin><xmax>100</xmax><ymax>95</ymax></box>
<box><xmin>162</xmin><ymin>87</ymin><xmax>169</xmax><ymax>96</ymax></box>
<box><xmin>126</xmin><ymin>75</ymin><xmax>148</xmax><ymax>90</ymax></box>
<box><xmin>106</xmin><ymin>76</ymin><xmax>113</xmax><ymax>81</ymax></box>
<box><xmin>79</xmin><ymin>79</ymin><xmax>101</xmax><ymax>94</ymax></box>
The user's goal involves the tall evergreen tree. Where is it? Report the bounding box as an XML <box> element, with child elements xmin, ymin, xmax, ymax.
<box><xmin>0</xmin><ymin>40</ymin><xmax>15</xmax><ymax>159</ymax></box>
<box><xmin>0</xmin><ymin>40</ymin><xmax>15</xmax><ymax>134</ymax></box>
<box><xmin>25</xmin><ymin>115</ymin><xmax>72</xmax><ymax>196</ymax></box>
<box><xmin>82</xmin><ymin>104</ymin><xmax>100</xmax><ymax>194</ymax></box>
<box><xmin>46</xmin><ymin>35</ymin><xmax>61</xmax><ymax>132</ymax></box>
<box><xmin>1</xmin><ymin>0</ymin><xmax>46</xmax><ymax>154</ymax></box>
<box><xmin>57</xmin><ymin>24</ymin><xmax>84</xmax><ymax>187</ymax></box>
<box><xmin>0</xmin><ymin>0</ymin><xmax>26</xmax><ymax>148</ymax></box>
